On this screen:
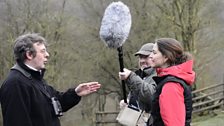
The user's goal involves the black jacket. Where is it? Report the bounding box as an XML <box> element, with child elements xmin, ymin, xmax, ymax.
<box><xmin>0</xmin><ymin>63</ymin><xmax>81</xmax><ymax>126</ymax></box>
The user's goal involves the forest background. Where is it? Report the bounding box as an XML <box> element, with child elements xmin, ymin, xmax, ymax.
<box><xmin>0</xmin><ymin>0</ymin><xmax>224</xmax><ymax>125</ymax></box>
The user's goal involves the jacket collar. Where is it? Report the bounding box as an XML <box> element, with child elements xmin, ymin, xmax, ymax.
<box><xmin>11</xmin><ymin>62</ymin><xmax>46</xmax><ymax>80</ymax></box>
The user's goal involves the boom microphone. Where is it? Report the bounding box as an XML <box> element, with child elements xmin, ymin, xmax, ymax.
<box><xmin>99</xmin><ymin>1</ymin><xmax>132</xmax><ymax>48</ymax></box>
<box><xmin>99</xmin><ymin>1</ymin><xmax>132</xmax><ymax>104</ymax></box>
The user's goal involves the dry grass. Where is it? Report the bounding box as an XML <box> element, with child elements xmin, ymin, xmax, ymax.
<box><xmin>192</xmin><ymin>109</ymin><xmax>224</xmax><ymax>126</ymax></box>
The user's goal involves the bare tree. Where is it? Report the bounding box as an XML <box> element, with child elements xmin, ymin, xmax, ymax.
<box><xmin>1</xmin><ymin>0</ymin><xmax>224</xmax><ymax>125</ymax></box>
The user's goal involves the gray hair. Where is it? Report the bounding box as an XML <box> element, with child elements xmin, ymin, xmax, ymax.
<box><xmin>14</xmin><ymin>33</ymin><xmax>47</xmax><ymax>63</ymax></box>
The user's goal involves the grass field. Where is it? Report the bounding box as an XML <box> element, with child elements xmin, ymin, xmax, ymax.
<box><xmin>192</xmin><ymin>110</ymin><xmax>224</xmax><ymax>126</ymax></box>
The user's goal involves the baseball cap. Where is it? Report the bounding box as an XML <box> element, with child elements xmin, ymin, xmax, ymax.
<box><xmin>134</xmin><ymin>43</ymin><xmax>154</xmax><ymax>56</ymax></box>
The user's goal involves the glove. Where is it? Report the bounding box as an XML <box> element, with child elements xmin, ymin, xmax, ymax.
<box><xmin>119</xmin><ymin>68</ymin><xmax>132</xmax><ymax>80</ymax></box>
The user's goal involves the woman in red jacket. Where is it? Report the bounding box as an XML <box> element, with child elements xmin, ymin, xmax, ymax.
<box><xmin>149</xmin><ymin>38</ymin><xmax>195</xmax><ymax>126</ymax></box>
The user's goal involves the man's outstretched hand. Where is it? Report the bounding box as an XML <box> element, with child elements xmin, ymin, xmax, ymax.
<box><xmin>75</xmin><ymin>82</ymin><xmax>101</xmax><ymax>96</ymax></box>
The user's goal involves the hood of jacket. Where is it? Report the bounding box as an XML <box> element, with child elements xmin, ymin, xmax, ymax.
<box><xmin>156</xmin><ymin>60</ymin><xmax>195</xmax><ymax>86</ymax></box>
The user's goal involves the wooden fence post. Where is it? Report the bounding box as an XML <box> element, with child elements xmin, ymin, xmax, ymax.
<box><xmin>222</xmin><ymin>74</ymin><xmax>224</xmax><ymax>111</ymax></box>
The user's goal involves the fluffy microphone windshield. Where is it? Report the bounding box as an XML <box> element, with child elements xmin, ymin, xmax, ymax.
<box><xmin>99</xmin><ymin>1</ymin><xmax>132</xmax><ymax>48</ymax></box>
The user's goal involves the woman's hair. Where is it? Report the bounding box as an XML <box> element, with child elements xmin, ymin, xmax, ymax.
<box><xmin>155</xmin><ymin>38</ymin><xmax>192</xmax><ymax>66</ymax></box>
<box><xmin>13</xmin><ymin>33</ymin><xmax>47</xmax><ymax>63</ymax></box>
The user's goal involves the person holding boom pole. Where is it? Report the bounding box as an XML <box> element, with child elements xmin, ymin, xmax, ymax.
<box><xmin>119</xmin><ymin>43</ymin><xmax>157</xmax><ymax>126</ymax></box>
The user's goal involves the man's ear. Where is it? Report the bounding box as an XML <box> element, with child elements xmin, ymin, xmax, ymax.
<box><xmin>26</xmin><ymin>51</ymin><xmax>33</xmax><ymax>60</ymax></box>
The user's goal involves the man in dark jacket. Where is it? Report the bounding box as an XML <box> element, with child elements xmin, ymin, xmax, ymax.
<box><xmin>0</xmin><ymin>33</ymin><xmax>101</xmax><ymax>126</ymax></box>
<box><xmin>119</xmin><ymin>43</ymin><xmax>157</xmax><ymax>125</ymax></box>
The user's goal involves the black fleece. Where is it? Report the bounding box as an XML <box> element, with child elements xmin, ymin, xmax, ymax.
<box><xmin>0</xmin><ymin>63</ymin><xmax>81</xmax><ymax>126</ymax></box>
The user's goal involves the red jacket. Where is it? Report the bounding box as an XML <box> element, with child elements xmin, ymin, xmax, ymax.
<box><xmin>156</xmin><ymin>60</ymin><xmax>195</xmax><ymax>126</ymax></box>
